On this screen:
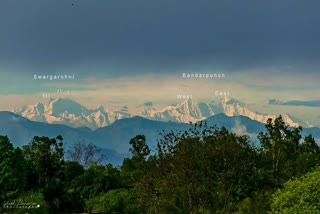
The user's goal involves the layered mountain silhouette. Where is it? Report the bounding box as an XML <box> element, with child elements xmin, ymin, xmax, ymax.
<box><xmin>1</xmin><ymin>111</ymin><xmax>319</xmax><ymax>165</ymax></box>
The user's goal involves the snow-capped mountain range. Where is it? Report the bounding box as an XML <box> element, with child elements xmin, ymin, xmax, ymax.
<box><xmin>12</xmin><ymin>97</ymin><xmax>314</xmax><ymax>130</ymax></box>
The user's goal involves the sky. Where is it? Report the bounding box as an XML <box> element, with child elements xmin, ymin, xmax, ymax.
<box><xmin>0</xmin><ymin>0</ymin><xmax>320</xmax><ymax>122</ymax></box>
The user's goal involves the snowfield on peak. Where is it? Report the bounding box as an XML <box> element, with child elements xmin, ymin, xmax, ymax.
<box><xmin>12</xmin><ymin>97</ymin><xmax>313</xmax><ymax>130</ymax></box>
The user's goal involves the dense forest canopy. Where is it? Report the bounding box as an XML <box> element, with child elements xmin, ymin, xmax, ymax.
<box><xmin>0</xmin><ymin>115</ymin><xmax>319</xmax><ymax>213</ymax></box>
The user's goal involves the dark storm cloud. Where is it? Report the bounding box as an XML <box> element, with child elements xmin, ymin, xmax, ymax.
<box><xmin>1</xmin><ymin>0</ymin><xmax>320</xmax><ymax>74</ymax></box>
<box><xmin>269</xmin><ymin>99</ymin><xmax>320</xmax><ymax>107</ymax></box>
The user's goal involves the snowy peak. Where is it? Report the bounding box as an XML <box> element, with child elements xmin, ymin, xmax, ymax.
<box><xmin>139</xmin><ymin>98</ymin><xmax>206</xmax><ymax>123</ymax></box>
<box><xmin>47</xmin><ymin>98</ymin><xmax>88</xmax><ymax>116</ymax></box>
<box><xmin>139</xmin><ymin>97</ymin><xmax>312</xmax><ymax>128</ymax></box>
<box><xmin>12</xmin><ymin>97</ymin><xmax>313</xmax><ymax>130</ymax></box>
<box><xmin>218</xmin><ymin>99</ymin><xmax>303</xmax><ymax>127</ymax></box>
<box><xmin>95</xmin><ymin>105</ymin><xmax>105</xmax><ymax>113</ymax></box>
<box><xmin>176</xmin><ymin>98</ymin><xmax>202</xmax><ymax>117</ymax></box>
<box><xmin>285</xmin><ymin>113</ymin><xmax>314</xmax><ymax>128</ymax></box>
<box><xmin>13</xmin><ymin>98</ymin><xmax>131</xmax><ymax>130</ymax></box>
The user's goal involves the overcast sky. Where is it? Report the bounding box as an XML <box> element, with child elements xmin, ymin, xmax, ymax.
<box><xmin>0</xmin><ymin>0</ymin><xmax>319</xmax><ymax>113</ymax></box>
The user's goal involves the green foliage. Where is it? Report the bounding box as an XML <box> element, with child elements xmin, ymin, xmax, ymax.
<box><xmin>22</xmin><ymin>135</ymin><xmax>64</xmax><ymax>188</ymax></box>
<box><xmin>121</xmin><ymin>135</ymin><xmax>151</xmax><ymax>188</ymax></box>
<box><xmin>296</xmin><ymin>134</ymin><xmax>320</xmax><ymax>175</ymax></box>
<box><xmin>1</xmin><ymin>115</ymin><xmax>319</xmax><ymax>213</ymax></box>
<box><xmin>22</xmin><ymin>135</ymin><xmax>65</xmax><ymax>211</ymax></box>
<box><xmin>129</xmin><ymin>134</ymin><xmax>150</xmax><ymax>160</ymax></box>
<box><xmin>64</xmin><ymin>160</ymin><xmax>85</xmax><ymax>182</ymax></box>
<box><xmin>149</xmin><ymin>122</ymin><xmax>259</xmax><ymax>213</ymax></box>
<box><xmin>86</xmin><ymin>188</ymin><xmax>141</xmax><ymax>213</ymax></box>
<box><xmin>270</xmin><ymin>166</ymin><xmax>320</xmax><ymax>213</ymax></box>
<box><xmin>0</xmin><ymin>136</ymin><xmax>27</xmax><ymax>201</ymax></box>
<box><xmin>70</xmin><ymin>162</ymin><xmax>108</xmax><ymax>201</ymax></box>
<box><xmin>258</xmin><ymin>116</ymin><xmax>303</xmax><ymax>177</ymax></box>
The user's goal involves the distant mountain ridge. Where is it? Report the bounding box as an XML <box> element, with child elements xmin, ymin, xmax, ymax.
<box><xmin>1</xmin><ymin>111</ymin><xmax>319</xmax><ymax>165</ymax></box>
<box><xmin>12</xmin><ymin>97</ymin><xmax>314</xmax><ymax>130</ymax></box>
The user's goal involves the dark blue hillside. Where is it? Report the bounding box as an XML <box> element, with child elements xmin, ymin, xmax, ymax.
<box><xmin>1</xmin><ymin>111</ymin><xmax>319</xmax><ymax>165</ymax></box>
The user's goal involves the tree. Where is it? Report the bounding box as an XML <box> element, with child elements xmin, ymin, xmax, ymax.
<box><xmin>67</xmin><ymin>141</ymin><xmax>106</xmax><ymax>168</ymax></box>
<box><xmin>121</xmin><ymin>135</ymin><xmax>151</xmax><ymax>186</ymax></box>
<box><xmin>120</xmin><ymin>135</ymin><xmax>159</xmax><ymax>213</ymax></box>
<box><xmin>270</xmin><ymin>166</ymin><xmax>320</xmax><ymax>213</ymax></box>
<box><xmin>0</xmin><ymin>135</ymin><xmax>27</xmax><ymax>201</ymax></box>
<box><xmin>129</xmin><ymin>135</ymin><xmax>150</xmax><ymax>161</ymax></box>
<box><xmin>60</xmin><ymin>160</ymin><xmax>86</xmax><ymax>212</ymax></box>
<box><xmin>258</xmin><ymin>116</ymin><xmax>303</xmax><ymax>182</ymax></box>
<box><xmin>85</xmin><ymin>188</ymin><xmax>140</xmax><ymax>213</ymax></box>
<box><xmin>22</xmin><ymin>135</ymin><xmax>65</xmax><ymax>212</ymax></box>
<box><xmin>133</xmin><ymin>121</ymin><xmax>259</xmax><ymax>213</ymax></box>
<box><xmin>69</xmin><ymin>163</ymin><xmax>109</xmax><ymax>210</ymax></box>
<box><xmin>296</xmin><ymin>134</ymin><xmax>320</xmax><ymax>175</ymax></box>
<box><xmin>244</xmin><ymin>116</ymin><xmax>320</xmax><ymax>213</ymax></box>
<box><xmin>64</xmin><ymin>161</ymin><xmax>85</xmax><ymax>182</ymax></box>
